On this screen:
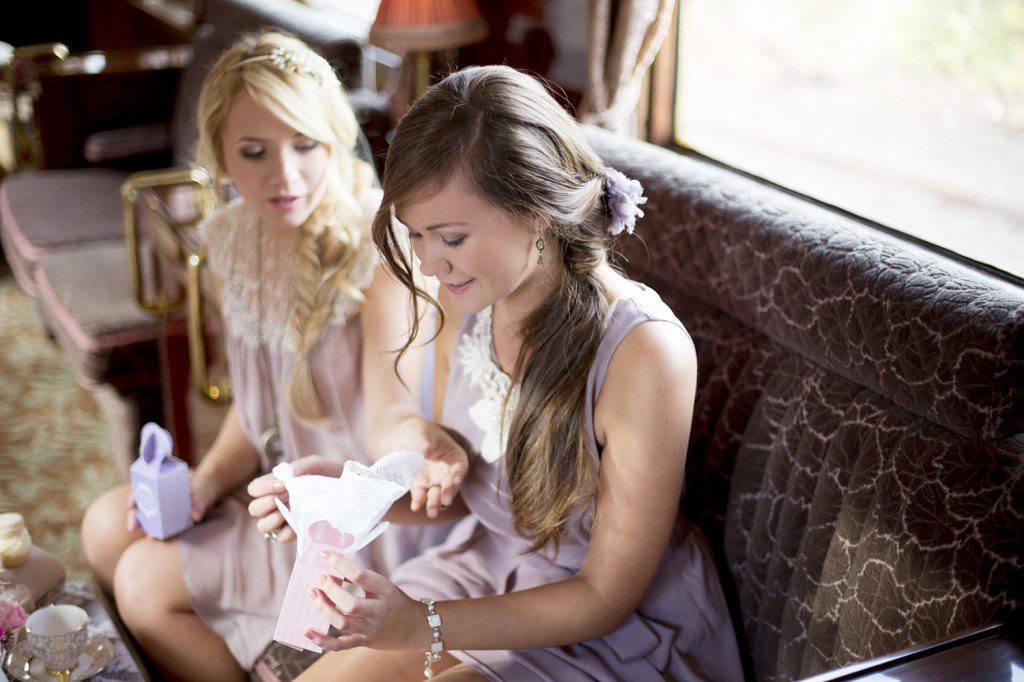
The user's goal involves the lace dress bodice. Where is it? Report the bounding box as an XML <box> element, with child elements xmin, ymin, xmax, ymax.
<box><xmin>199</xmin><ymin>198</ymin><xmax>379</xmax><ymax>351</ymax></box>
<box><xmin>456</xmin><ymin>306</ymin><xmax>520</xmax><ymax>463</ymax></box>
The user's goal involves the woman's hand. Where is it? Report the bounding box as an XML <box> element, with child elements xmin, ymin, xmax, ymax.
<box><xmin>125</xmin><ymin>468</ymin><xmax>221</xmax><ymax>533</ymax></box>
<box><xmin>125</xmin><ymin>488</ymin><xmax>141</xmax><ymax>533</ymax></box>
<box><xmin>305</xmin><ymin>552</ymin><xmax>422</xmax><ymax>652</ymax></box>
<box><xmin>246</xmin><ymin>454</ymin><xmax>341</xmax><ymax>543</ymax></box>
<box><xmin>401</xmin><ymin>420</ymin><xmax>469</xmax><ymax>519</ymax></box>
<box><xmin>188</xmin><ymin>468</ymin><xmax>222</xmax><ymax>523</ymax></box>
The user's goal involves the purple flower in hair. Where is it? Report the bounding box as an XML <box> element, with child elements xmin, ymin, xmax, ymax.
<box><xmin>604</xmin><ymin>167</ymin><xmax>647</xmax><ymax>236</ymax></box>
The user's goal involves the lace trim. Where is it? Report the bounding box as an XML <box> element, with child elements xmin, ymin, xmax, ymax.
<box><xmin>457</xmin><ymin>307</ymin><xmax>519</xmax><ymax>463</ymax></box>
<box><xmin>200</xmin><ymin>200</ymin><xmax>376</xmax><ymax>350</ymax></box>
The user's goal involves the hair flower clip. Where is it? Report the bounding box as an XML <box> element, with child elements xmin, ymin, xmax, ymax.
<box><xmin>604</xmin><ymin>167</ymin><xmax>647</xmax><ymax>236</ymax></box>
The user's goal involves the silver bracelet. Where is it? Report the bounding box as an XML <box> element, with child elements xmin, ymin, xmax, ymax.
<box><xmin>420</xmin><ymin>597</ymin><xmax>445</xmax><ymax>678</ymax></box>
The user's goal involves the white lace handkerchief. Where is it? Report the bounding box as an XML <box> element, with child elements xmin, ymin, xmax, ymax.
<box><xmin>272</xmin><ymin>450</ymin><xmax>424</xmax><ymax>558</ymax></box>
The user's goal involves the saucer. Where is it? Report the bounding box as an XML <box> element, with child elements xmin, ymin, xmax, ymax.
<box><xmin>3</xmin><ymin>631</ymin><xmax>115</xmax><ymax>681</ymax></box>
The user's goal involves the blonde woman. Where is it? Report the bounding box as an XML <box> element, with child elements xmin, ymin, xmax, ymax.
<box><xmin>293</xmin><ymin>65</ymin><xmax>744</xmax><ymax>681</ymax></box>
<box><xmin>80</xmin><ymin>32</ymin><xmax>456</xmax><ymax>681</ymax></box>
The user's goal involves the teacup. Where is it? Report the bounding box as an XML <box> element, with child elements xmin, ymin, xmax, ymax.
<box><xmin>25</xmin><ymin>604</ymin><xmax>89</xmax><ymax>681</ymax></box>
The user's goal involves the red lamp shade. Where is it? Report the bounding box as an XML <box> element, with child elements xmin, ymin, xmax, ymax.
<box><xmin>370</xmin><ymin>0</ymin><xmax>489</xmax><ymax>53</ymax></box>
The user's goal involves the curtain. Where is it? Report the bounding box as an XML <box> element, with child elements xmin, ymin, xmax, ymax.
<box><xmin>581</xmin><ymin>0</ymin><xmax>676</xmax><ymax>135</ymax></box>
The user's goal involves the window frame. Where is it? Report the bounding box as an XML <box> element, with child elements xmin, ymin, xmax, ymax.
<box><xmin>640</xmin><ymin>3</ymin><xmax>1024</xmax><ymax>287</ymax></box>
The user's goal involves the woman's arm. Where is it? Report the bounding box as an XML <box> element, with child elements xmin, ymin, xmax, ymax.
<box><xmin>188</xmin><ymin>405</ymin><xmax>262</xmax><ymax>518</ymax></box>
<box><xmin>307</xmin><ymin>319</ymin><xmax>697</xmax><ymax>651</ymax></box>
<box><xmin>360</xmin><ymin>262</ymin><xmax>429</xmax><ymax>458</ymax></box>
<box><xmin>359</xmin><ymin>264</ymin><xmax>468</xmax><ymax>517</ymax></box>
<box><xmin>180</xmin><ymin>267</ymin><xmax>262</xmax><ymax>521</ymax></box>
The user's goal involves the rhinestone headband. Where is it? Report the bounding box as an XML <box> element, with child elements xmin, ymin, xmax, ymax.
<box><xmin>266</xmin><ymin>46</ymin><xmax>340</xmax><ymax>90</ymax></box>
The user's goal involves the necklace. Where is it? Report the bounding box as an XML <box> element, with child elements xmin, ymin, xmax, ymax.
<box><xmin>255</xmin><ymin>221</ymin><xmax>284</xmax><ymax>463</ymax></box>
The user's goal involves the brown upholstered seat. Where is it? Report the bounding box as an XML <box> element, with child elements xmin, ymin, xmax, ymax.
<box><xmin>586</xmin><ymin>125</ymin><xmax>1023</xmax><ymax>681</ymax></box>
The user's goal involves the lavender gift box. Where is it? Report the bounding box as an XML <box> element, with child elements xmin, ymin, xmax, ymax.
<box><xmin>129</xmin><ymin>422</ymin><xmax>193</xmax><ymax>540</ymax></box>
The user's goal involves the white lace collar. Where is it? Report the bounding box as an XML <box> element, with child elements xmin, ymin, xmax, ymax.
<box><xmin>457</xmin><ymin>307</ymin><xmax>519</xmax><ymax>463</ymax></box>
<box><xmin>202</xmin><ymin>201</ymin><xmax>376</xmax><ymax>351</ymax></box>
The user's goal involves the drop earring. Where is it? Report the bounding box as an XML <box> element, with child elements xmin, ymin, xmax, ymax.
<box><xmin>536</xmin><ymin>236</ymin><xmax>545</xmax><ymax>265</ymax></box>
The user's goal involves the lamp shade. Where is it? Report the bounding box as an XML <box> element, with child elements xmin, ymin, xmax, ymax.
<box><xmin>370</xmin><ymin>0</ymin><xmax>488</xmax><ymax>53</ymax></box>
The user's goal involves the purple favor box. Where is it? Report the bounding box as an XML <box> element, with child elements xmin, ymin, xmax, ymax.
<box><xmin>130</xmin><ymin>422</ymin><xmax>193</xmax><ymax>540</ymax></box>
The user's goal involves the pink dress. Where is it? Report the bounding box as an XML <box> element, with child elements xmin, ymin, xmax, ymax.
<box><xmin>392</xmin><ymin>286</ymin><xmax>743</xmax><ymax>681</ymax></box>
<box><xmin>177</xmin><ymin>199</ymin><xmax>450</xmax><ymax>668</ymax></box>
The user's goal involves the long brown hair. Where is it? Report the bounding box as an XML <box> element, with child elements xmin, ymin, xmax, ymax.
<box><xmin>372</xmin><ymin>66</ymin><xmax>614</xmax><ymax>552</ymax></box>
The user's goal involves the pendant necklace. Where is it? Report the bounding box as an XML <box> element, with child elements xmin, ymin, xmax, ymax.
<box><xmin>255</xmin><ymin>221</ymin><xmax>284</xmax><ymax>463</ymax></box>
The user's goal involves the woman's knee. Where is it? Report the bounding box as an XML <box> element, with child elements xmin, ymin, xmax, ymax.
<box><xmin>81</xmin><ymin>485</ymin><xmax>136</xmax><ymax>574</ymax></box>
<box><xmin>113</xmin><ymin>538</ymin><xmax>189</xmax><ymax>627</ymax></box>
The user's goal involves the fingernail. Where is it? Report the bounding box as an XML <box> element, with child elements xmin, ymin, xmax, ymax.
<box><xmin>320</xmin><ymin>550</ymin><xmax>331</xmax><ymax>560</ymax></box>
<box><xmin>308</xmin><ymin>588</ymin><xmax>317</xmax><ymax>600</ymax></box>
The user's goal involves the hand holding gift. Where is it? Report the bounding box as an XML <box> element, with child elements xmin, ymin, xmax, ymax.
<box><xmin>271</xmin><ymin>450</ymin><xmax>424</xmax><ymax>652</ymax></box>
<box><xmin>129</xmin><ymin>423</ymin><xmax>193</xmax><ymax>540</ymax></box>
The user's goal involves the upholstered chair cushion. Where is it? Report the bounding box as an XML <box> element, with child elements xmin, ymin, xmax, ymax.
<box><xmin>35</xmin><ymin>241</ymin><xmax>184</xmax><ymax>386</ymax></box>
<box><xmin>0</xmin><ymin>169</ymin><xmax>128</xmax><ymax>296</ymax></box>
<box><xmin>34</xmin><ymin>241</ymin><xmax>188</xmax><ymax>473</ymax></box>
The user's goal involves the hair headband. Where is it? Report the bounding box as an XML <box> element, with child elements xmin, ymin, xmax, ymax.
<box><xmin>263</xmin><ymin>45</ymin><xmax>341</xmax><ymax>90</ymax></box>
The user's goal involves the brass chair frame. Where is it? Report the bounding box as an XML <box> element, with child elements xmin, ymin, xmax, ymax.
<box><xmin>2</xmin><ymin>42</ymin><xmax>70</xmax><ymax>172</ymax></box>
<box><xmin>120</xmin><ymin>166</ymin><xmax>231</xmax><ymax>403</ymax></box>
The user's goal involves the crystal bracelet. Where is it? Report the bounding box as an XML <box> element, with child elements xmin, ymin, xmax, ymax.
<box><xmin>420</xmin><ymin>597</ymin><xmax>445</xmax><ymax>678</ymax></box>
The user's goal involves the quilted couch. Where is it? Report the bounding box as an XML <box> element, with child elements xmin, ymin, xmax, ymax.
<box><xmin>584</xmin><ymin>125</ymin><xmax>1023</xmax><ymax>680</ymax></box>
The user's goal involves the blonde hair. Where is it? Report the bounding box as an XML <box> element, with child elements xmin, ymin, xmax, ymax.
<box><xmin>197</xmin><ymin>31</ymin><xmax>374</xmax><ymax>424</ymax></box>
<box><xmin>373</xmin><ymin>66</ymin><xmax>612</xmax><ymax>553</ymax></box>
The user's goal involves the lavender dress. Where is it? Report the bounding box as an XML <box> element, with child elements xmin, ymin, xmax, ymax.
<box><xmin>392</xmin><ymin>285</ymin><xmax>743</xmax><ymax>681</ymax></box>
<box><xmin>177</xmin><ymin>199</ymin><xmax>450</xmax><ymax>668</ymax></box>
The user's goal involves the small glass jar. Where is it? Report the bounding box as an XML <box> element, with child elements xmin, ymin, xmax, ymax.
<box><xmin>0</xmin><ymin>512</ymin><xmax>32</xmax><ymax>568</ymax></box>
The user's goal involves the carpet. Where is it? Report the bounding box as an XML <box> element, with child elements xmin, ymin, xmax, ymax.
<box><xmin>0</xmin><ymin>265</ymin><xmax>123</xmax><ymax>583</ymax></box>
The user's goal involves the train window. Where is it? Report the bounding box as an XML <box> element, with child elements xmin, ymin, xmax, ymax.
<box><xmin>674</xmin><ymin>0</ymin><xmax>1024</xmax><ymax>279</ymax></box>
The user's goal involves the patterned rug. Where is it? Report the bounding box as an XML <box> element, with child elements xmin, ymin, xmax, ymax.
<box><xmin>0</xmin><ymin>265</ymin><xmax>122</xmax><ymax>583</ymax></box>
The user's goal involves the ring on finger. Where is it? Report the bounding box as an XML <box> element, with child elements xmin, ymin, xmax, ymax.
<box><xmin>264</xmin><ymin>530</ymin><xmax>278</xmax><ymax>542</ymax></box>
<box><xmin>433</xmin><ymin>485</ymin><xmax>450</xmax><ymax>510</ymax></box>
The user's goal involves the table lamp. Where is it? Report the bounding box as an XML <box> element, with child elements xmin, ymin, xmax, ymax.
<box><xmin>369</xmin><ymin>0</ymin><xmax>488</xmax><ymax>104</ymax></box>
